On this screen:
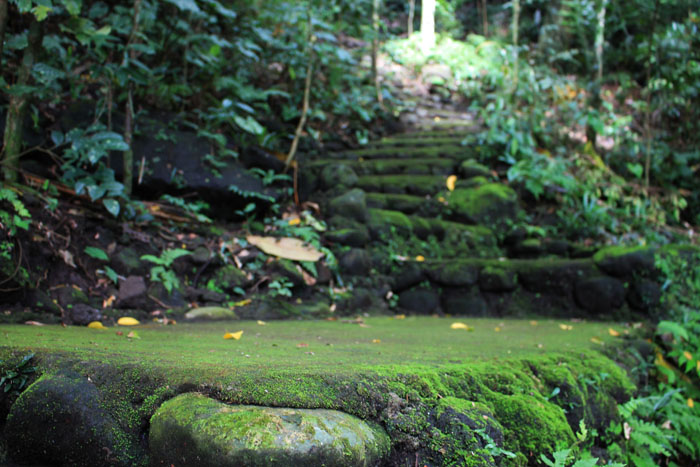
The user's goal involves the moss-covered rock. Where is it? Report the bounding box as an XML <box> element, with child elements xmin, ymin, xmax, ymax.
<box><xmin>479</xmin><ymin>266</ymin><xmax>517</xmax><ymax>292</ymax></box>
<box><xmin>574</xmin><ymin>276</ymin><xmax>626</xmax><ymax>315</ymax></box>
<box><xmin>339</xmin><ymin>248</ymin><xmax>372</xmax><ymax>276</ymax></box>
<box><xmin>320</xmin><ymin>163</ymin><xmax>359</xmax><ymax>190</ymax></box>
<box><xmin>448</xmin><ymin>183</ymin><xmax>519</xmax><ymax>224</ymax></box>
<box><xmin>357</xmin><ymin>174</ymin><xmax>447</xmax><ymax>196</ymax></box>
<box><xmin>212</xmin><ymin>264</ymin><xmax>253</xmax><ymax>291</ymax></box>
<box><xmin>517</xmin><ymin>258</ymin><xmax>598</xmax><ymax>296</ymax></box>
<box><xmin>441</xmin><ymin>289</ymin><xmax>488</xmax><ymax>316</ymax></box>
<box><xmin>149</xmin><ymin>393</ymin><xmax>390</xmax><ymax>467</ymax></box>
<box><xmin>593</xmin><ymin>245</ymin><xmax>657</xmax><ymax>279</ymax></box>
<box><xmin>325</xmin><ymin>227</ymin><xmax>370</xmax><ymax>247</ymax></box>
<box><xmin>366</xmin><ymin>193</ymin><xmax>442</xmax><ymax>217</ymax></box>
<box><xmin>425</xmin><ymin>262</ymin><xmax>480</xmax><ymax>287</ymax></box>
<box><xmin>398</xmin><ymin>287</ymin><xmax>441</xmax><ymax>314</ymax></box>
<box><xmin>328</xmin><ymin>188</ymin><xmax>368</xmax><ymax>222</ymax></box>
<box><xmin>4</xmin><ymin>371</ymin><xmax>144</xmax><ymax>467</ymax></box>
<box><xmin>459</xmin><ymin>160</ymin><xmax>492</xmax><ymax>179</ymax></box>
<box><xmin>184</xmin><ymin>306</ymin><xmax>238</xmax><ymax>321</ymax></box>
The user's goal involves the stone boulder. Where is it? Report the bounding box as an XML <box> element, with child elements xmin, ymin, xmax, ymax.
<box><xmin>4</xmin><ymin>372</ymin><xmax>143</xmax><ymax>467</ymax></box>
<box><xmin>149</xmin><ymin>393</ymin><xmax>390</xmax><ymax>466</ymax></box>
<box><xmin>593</xmin><ymin>246</ymin><xmax>657</xmax><ymax>279</ymax></box>
<box><xmin>320</xmin><ymin>163</ymin><xmax>359</xmax><ymax>190</ymax></box>
<box><xmin>329</xmin><ymin>188</ymin><xmax>368</xmax><ymax>222</ymax></box>
<box><xmin>574</xmin><ymin>276</ymin><xmax>626</xmax><ymax>315</ymax></box>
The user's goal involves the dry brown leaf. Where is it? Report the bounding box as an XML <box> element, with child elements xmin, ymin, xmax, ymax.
<box><xmin>246</xmin><ymin>235</ymin><xmax>324</xmax><ymax>262</ymax></box>
<box><xmin>25</xmin><ymin>321</ymin><xmax>45</xmax><ymax>326</ymax></box>
<box><xmin>58</xmin><ymin>249</ymin><xmax>76</xmax><ymax>268</ymax></box>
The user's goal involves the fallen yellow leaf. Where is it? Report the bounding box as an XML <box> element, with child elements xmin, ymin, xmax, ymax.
<box><xmin>608</xmin><ymin>328</ymin><xmax>621</xmax><ymax>337</ymax></box>
<box><xmin>559</xmin><ymin>324</ymin><xmax>573</xmax><ymax>331</ymax></box>
<box><xmin>372</xmin><ymin>339</ymin><xmax>381</xmax><ymax>344</ymax></box>
<box><xmin>494</xmin><ymin>327</ymin><xmax>501</xmax><ymax>332</ymax></box>
<box><xmin>87</xmin><ymin>321</ymin><xmax>107</xmax><ymax>330</ymax></box>
<box><xmin>223</xmin><ymin>330</ymin><xmax>243</xmax><ymax>340</ymax></box>
<box><xmin>446</xmin><ymin>175</ymin><xmax>457</xmax><ymax>192</ymax></box>
<box><xmin>394</xmin><ymin>314</ymin><xmax>406</xmax><ymax>320</ymax></box>
<box><xmin>415</xmin><ymin>255</ymin><xmax>425</xmax><ymax>262</ymax></box>
<box><xmin>234</xmin><ymin>298</ymin><xmax>252</xmax><ymax>307</ymax></box>
<box><xmin>126</xmin><ymin>331</ymin><xmax>140</xmax><ymax>339</ymax></box>
<box><xmin>590</xmin><ymin>337</ymin><xmax>603</xmax><ymax>345</ymax></box>
<box><xmin>257</xmin><ymin>320</ymin><xmax>267</xmax><ymax>326</ymax></box>
<box><xmin>246</xmin><ymin>235</ymin><xmax>324</xmax><ymax>262</ymax></box>
<box><xmin>117</xmin><ymin>317</ymin><xmax>140</xmax><ymax>326</ymax></box>
<box><xmin>688</xmin><ymin>398</ymin><xmax>694</xmax><ymax>408</ymax></box>
<box><xmin>288</xmin><ymin>218</ymin><xmax>301</xmax><ymax>226</ymax></box>
<box><xmin>529</xmin><ymin>320</ymin><xmax>538</xmax><ymax>326</ymax></box>
<box><xmin>450</xmin><ymin>322</ymin><xmax>473</xmax><ymax>331</ymax></box>
<box><xmin>683</xmin><ymin>351</ymin><xmax>693</xmax><ymax>361</ymax></box>
<box><xmin>102</xmin><ymin>295</ymin><xmax>115</xmax><ymax>308</ymax></box>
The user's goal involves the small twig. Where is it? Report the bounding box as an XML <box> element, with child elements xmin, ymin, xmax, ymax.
<box><xmin>148</xmin><ymin>294</ymin><xmax>170</xmax><ymax>309</ymax></box>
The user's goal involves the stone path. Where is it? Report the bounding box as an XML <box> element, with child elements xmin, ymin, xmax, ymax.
<box><xmin>308</xmin><ymin>102</ymin><xmax>670</xmax><ymax>321</ymax></box>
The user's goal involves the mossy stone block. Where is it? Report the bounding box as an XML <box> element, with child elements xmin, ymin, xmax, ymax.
<box><xmin>4</xmin><ymin>372</ymin><xmax>143</xmax><ymax>467</ymax></box>
<box><xmin>328</xmin><ymin>188</ymin><xmax>367</xmax><ymax>222</ymax></box>
<box><xmin>593</xmin><ymin>245</ymin><xmax>657</xmax><ymax>278</ymax></box>
<box><xmin>320</xmin><ymin>163</ymin><xmax>358</xmax><ymax>190</ymax></box>
<box><xmin>459</xmin><ymin>160</ymin><xmax>491</xmax><ymax>179</ymax></box>
<box><xmin>448</xmin><ymin>183</ymin><xmax>518</xmax><ymax>224</ymax></box>
<box><xmin>184</xmin><ymin>306</ymin><xmax>238</xmax><ymax>321</ymax></box>
<box><xmin>149</xmin><ymin>393</ymin><xmax>390</xmax><ymax>467</ymax></box>
<box><xmin>479</xmin><ymin>266</ymin><xmax>517</xmax><ymax>292</ymax></box>
<box><xmin>425</xmin><ymin>261</ymin><xmax>479</xmax><ymax>287</ymax></box>
<box><xmin>574</xmin><ymin>276</ymin><xmax>626</xmax><ymax>315</ymax></box>
<box><xmin>398</xmin><ymin>287</ymin><xmax>440</xmax><ymax>314</ymax></box>
<box><xmin>213</xmin><ymin>264</ymin><xmax>252</xmax><ymax>290</ymax></box>
<box><xmin>325</xmin><ymin>227</ymin><xmax>370</xmax><ymax>247</ymax></box>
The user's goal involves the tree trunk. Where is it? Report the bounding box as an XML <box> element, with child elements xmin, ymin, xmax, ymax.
<box><xmin>480</xmin><ymin>0</ymin><xmax>488</xmax><ymax>36</ymax></box>
<box><xmin>122</xmin><ymin>0</ymin><xmax>142</xmax><ymax>197</ymax></box>
<box><xmin>0</xmin><ymin>0</ymin><xmax>8</xmax><ymax>73</ymax></box>
<box><xmin>372</xmin><ymin>0</ymin><xmax>383</xmax><ymax>106</ymax></box>
<box><xmin>511</xmin><ymin>0</ymin><xmax>520</xmax><ymax>93</ymax></box>
<box><xmin>2</xmin><ymin>19</ymin><xmax>41</xmax><ymax>182</ymax></box>
<box><xmin>420</xmin><ymin>0</ymin><xmax>435</xmax><ymax>54</ymax></box>
<box><xmin>408</xmin><ymin>0</ymin><xmax>415</xmax><ymax>36</ymax></box>
<box><xmin>586</xmin><ymin>0</ymin><xmax>608</xmax><ymax>147</ymax></box>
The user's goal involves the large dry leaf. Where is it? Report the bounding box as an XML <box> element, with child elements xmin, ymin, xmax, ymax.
<box><xmin>246</xmin><ymin>235</ymin><xmax>324</xmax><ymax>262</ymax></box>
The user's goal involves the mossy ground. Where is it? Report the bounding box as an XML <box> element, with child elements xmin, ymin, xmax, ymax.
<box><xmin>1</xmin><ymin>318</ymin><xmax>633</xmax><ymax>466</ymax></box>
<box><xmin>1</xmin><ymin>317</ymin><xmax>619</xmax><ymax>371</ymax></box>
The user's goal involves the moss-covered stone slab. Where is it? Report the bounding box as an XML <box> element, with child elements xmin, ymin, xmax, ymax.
<box><xmin>328</xmin><ymin>188</ymin><xmax>368</xmax><ymax>222</ymax></box>
<box><xmin>365</xmin><ymin>192</ymin><xmax>442</xmax><ymax>217</ymax></box>
<box><xmin>593</xmin><ymin>245</ymin><xmax>657</xmax><ymax>279</ymax></box>
<box><xmin>150</xmin><ymin>393</ymin><xmax>390</xmax><ymax>467</ymax></box>
<box><xmin>371</xmin><ymin>135</ymin><xmax>473</xmax><ymax>147</ymax></box>
<box><xmin>328</xmin><ymin>144</ymin><xmax>473</xmax><ymax>161</ymax></box>
<box><xmin>319</xmin><ymin>163</ymin><xmax>359</xmax><ymax>190</ymax></box>
<box><xmin>0</xmin><ymin>318</ymin><xmax>634</xmax><ymax>466</ymax></box>
<box><xmin>448</xmin><ymin>183</ymin><xmax>519</xmax><ymax>224</ymax></box>
<box><xmin>357</xmin><ymin>174</ymin><xmax>447</xmax><ymax>196</ymax></box>
<box><xmin>184</xmin><ymin>306</ymin><xmax>238</xmax><ymax>321</ymax></box>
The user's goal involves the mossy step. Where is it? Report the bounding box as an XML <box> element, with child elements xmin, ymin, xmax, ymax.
<box><xmin>327</xmin><ymin>144</ymin><xmax>474</xmax><ymax>161</ymax></box>
<box><xmin>0</xmin><ymin>318</ymin><xmax>634</xmax><ymax>465</ymax></box>
<box><xmin>369</xmin><ymin>135</ymin><xmax>473</xmax><ymax>147</ymax></box>
<box><xmin>309</xmin><ymin>157</ymin><xmax>456</xmax><ymax>176</ymax></box>
<box><xmin>357</xmin><ymin>174</ymin><xmax>449</xmax><ymax>196</ymax></box>
<box><xmin>386</xmin><ymin>129</ymin><xmax>478</xmax><ymax>139</ymax></box>
<box><xmin>367</xmin><ymin>208</ymin><xmax>495</xmax><ymax>249</ymax></box>
<box><xmin>366</xmin><ymin>192</ymin><xmax>443</xmax><ymax>216</ymax></box>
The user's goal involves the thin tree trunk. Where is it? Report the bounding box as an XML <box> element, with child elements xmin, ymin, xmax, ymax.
<box><xmin>586</xmin><ymin>0</ymin><xmax>608</xmax><ymax>148</ymax></box>
<box><xmin>408</xmin><ymin>0</ymin><xmax>415</xmax><ymax>36</ymax></box>
<box><xmin>372</xmin><ymin>0</ymin><xmax>383</xmax><ymax>107</ymax></box>
<box><xmin>511</xmin><ymin>0</ymin><xmax>520</xmax><ymax>94</ymax></box>
<box><xmin>285</xmin><ymin>13</ymin><xmax>314</xmax><ymax>170</ymax></box>
<box><xmin>420</xmin><ymin>0</ymin><xmax>435</xmax><ymax>54</ymax></box>
<box><xmin>480</xmin><ymin>0</ymin><xmax>488</xmax><ymax>36</ymax></box>
<box><xmin>643</xmin><ymin>0</ymin><xmax>659</xmax><ymax>193</ymax></box>
<box><xmin>122</xmin><ymin>0</ymin><xmax>142</xmax><ymax>197</ymax></box>
<box><xmin>0</xmin><ymin>0</ymin><xmax>8</xmax><ymax>73</ymax></box>
<box><xmin>2</xmin><ymin>19</ymin><xmax>41</xmax><ymax>182</ymax></box>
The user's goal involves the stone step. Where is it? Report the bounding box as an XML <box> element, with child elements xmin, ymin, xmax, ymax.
<box><xmin>369</xmin><ymin>135</ymin><xmax>472</xmax><ymax>147</ymax></box>
<box><xmin>309</xmin><ymin>157</ymin><xmax>457</xmax><ymax>176</ymax></box>
<box><xmin>386</xmin><ymin>129</ymin><xmax>478</xmax><ymax>139</ymax></box>
<box><xmin>388</xmin><ymin>244</ymin><xmax>692</xmax><ymax>319</ymax></box>
<box><xmin>366</xmin><ymin>192</ymin><xmax>442</xmax><ymax>217</ymax></box>
<box><xmin>327</xmin><ymin>144</ymin><xmax>474</xmax><ymax>161</ymax></box>
<box><xmin>364</xmin><ymin>208</ymin><xmax>496</xmax><ymax>253</ymax></box>
<box><xmin>356</xmin><ymin>174</ymin><xmax>448</xmax><ymax>196</ymax></box>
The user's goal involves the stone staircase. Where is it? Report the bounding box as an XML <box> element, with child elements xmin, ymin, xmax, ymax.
<box><xmin>307</xmin><ymin>112</ymin><xmax>670</xmax><ymax>321</ymax></box>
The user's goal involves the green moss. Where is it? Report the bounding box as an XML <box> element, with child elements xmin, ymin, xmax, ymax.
<box><xmin>448</xmin><ymin>183</ymin><xmax>518</xmax><ymax>224</ymax></box>
<box><xmin>336</xmin><ymin>144</ymin><xmax>472</xmax><ymax>160</ymax></box>
<box><xmin>592</xmin><ymin>245</ymin><xmax>653</xmax><ymax>263</ymax></box>
<box><xmin>357</xmin><ymin>174</ymin><xmax>447</xmax><ymax>196</ymax></box>
<box><xmin>0</xmin><ymin>318</ymin><xmax>633</xmax><ymax>466</ymax></box>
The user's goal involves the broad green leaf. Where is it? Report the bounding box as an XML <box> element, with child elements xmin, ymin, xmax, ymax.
<box><xmin>103</xmin><ymin>199</ymin><xmax>120</xmax><ymax>217</ymax></box>
<box><xmin>32</xmin><ymin>5</ymin><xmax>53</xmax><ymax>21</ymax></box>
<box><xmin>84</xmin><ymin>246</ymin><xmax>109</xmax><ymax>261</ymax></box>
<box><xmin>165</xmin><ymin>0</ymin><xmax>201</xmax><ymax>13</ymax></box>
<box><xmin>233</xmin><ymin>115</ymin><xmax>264</xmax><ymax>135</ymax></box>
<box><xmin>61</xmin><ymin>0</ymin><xmax>82</xmax><ymax>16</ymax></box>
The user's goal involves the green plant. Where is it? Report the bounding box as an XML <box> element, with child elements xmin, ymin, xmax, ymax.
<box><xmin>84</xmin><ymin>246</ymin><xmax>119</xmax><ymax>284</ymax></box>
<box><xmin>541</xmin><ymin>420</ymin><xmax>623</xmax><ymax>467</ymax></box>
<box><xmin>141</xmin><ymin>249</ymin><xmax>191</xmax><ymax>293</ymax></box>
<box><xmin>0</xmin><ymin>352</ymin><xmax>36</xmax><ymax>396</ymax></box>
<box><xmin>268</xmin><ymin>277</ymin><xmax>293</xmax><ymax>298</ymax></box>
<box><xmin>0</xmin><ymin>186</ymin><xmax>31</xmax><ymax>236</ymax></box>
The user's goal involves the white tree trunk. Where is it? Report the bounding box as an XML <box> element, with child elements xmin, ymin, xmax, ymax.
<box><xmin>408</xmin><ymin>0</ymin><xmax>415</xmax><ymax>36</ymax></box>
<box><xmin>420</xmin><ymin>0</ymin><xmax>435</xmax><ymax>53</ymax></box>
<box><xmin>594</xmin><ymin>0</ymin><xmax>608</xmax><ymax>81</ymax></box>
